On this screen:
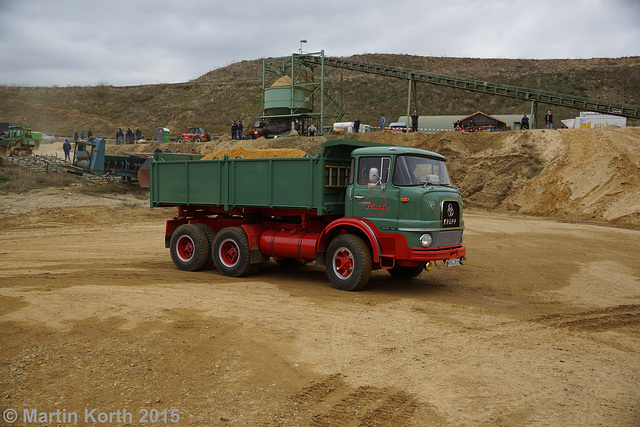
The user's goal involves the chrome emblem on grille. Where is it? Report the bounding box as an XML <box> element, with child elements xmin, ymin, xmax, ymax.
<box><xmin>447</xmin><ymin>203</ymin><xmax>455</xmax><ymax>217</ymax></box>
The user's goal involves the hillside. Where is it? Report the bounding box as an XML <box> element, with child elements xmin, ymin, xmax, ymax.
<box><xmin>1</xmin><ymin>54</ymin><xmax>638</xmax><ymax>138</ymax></box>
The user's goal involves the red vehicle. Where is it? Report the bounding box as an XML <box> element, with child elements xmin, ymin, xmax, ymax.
<box><xmin>176</xmin><ymin>127</ymin><xmax>211</xmax><ymax>143</ymax></box>
<box><xmin>244</xmin><ymin>120</ymin><xmax>265</xmax><ymax>139</ymax></box>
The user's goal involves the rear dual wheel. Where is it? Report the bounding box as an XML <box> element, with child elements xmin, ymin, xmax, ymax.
<box><xmin>170</xmin><ymin>224</ymin><xmax>211</xmax><ymax>271</ymax></box>
<box><xmin>212</xmin><ymin>227</ymin><xmax>254</xmax><ymax>277</ymax></box>
<box><xmin>194</xmin><ymin>223</ymin><xmax>216</xmax><ymax>269</ymax></box>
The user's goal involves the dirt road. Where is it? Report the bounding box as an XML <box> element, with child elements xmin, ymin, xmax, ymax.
<box><xmin>1</xmin><ymin>201</ymin><xmax>638</xmax><ymax>425</ymax></box>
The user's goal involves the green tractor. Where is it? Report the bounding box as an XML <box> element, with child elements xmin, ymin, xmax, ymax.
<box><xmin>0</xmin><ymin>126</ymin><xmax>41</xmax><ymax>157</ymax></box>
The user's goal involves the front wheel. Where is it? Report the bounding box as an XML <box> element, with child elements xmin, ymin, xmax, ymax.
<box><xmin>170</xmin><ymin>224</ymin><xmax>211</xmax><ymax>271</ymax></box>
<box><xmin>176</xmin><ymin>136</ymin><xmax>184</xmax><ymax>143</ymax></box>
<box><xmin>212</xmin><ymin>227</ymin><xmax>253</xmax><ymax>277</ymax></box>
<box><xmin>193</xmin><ymin>136</ymin><xmax>203</xmax><ymax>143</ymax></box>
<box><xmin>325</xmin><ymin>234</ymin><xmax>371</xmax><ymax>291</ymax></box>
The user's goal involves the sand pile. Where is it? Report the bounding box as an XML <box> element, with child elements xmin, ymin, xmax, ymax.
<box><xmin>503</xmin><ymin>126</ymin><xmax>640</xmax><ymax>227</ymax></box>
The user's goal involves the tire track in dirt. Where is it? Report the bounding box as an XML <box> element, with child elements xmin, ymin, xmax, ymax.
<box><xmin>269</xmin><ymin>373</ymin><xmax>429</xmax><ymax>426</ymax></box>
<box><xmin>531</xmin><ymin>304</ymin><xmax>640</xmax><ymax>331</ymax></box>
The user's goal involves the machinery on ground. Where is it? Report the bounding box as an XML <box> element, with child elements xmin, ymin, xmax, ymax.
<box><xmin>244</xmin><ymin>120</ymin><xmax>264</xmax><ymax>139</ymax></box>
<box><xmin>0</xmin><ymin>126</ymin><xmax>41</xmax><ymax>157</ymax></box>
<box><xmin>150</xmin><ymin>139</ymin><xmax>466</xmax><ymax>291</ymax></box>
<box><xmin>66</xmin><ymin>136</ymin><xmax>151</xmax><ymax>186</ymax></box>
<box><xmin>244</xmin><ymin>118</ymin><xmax>304</xmax><ymax>138</ymax></box>
<box><xmin>176</xmin><ymin>127</ymin><xmax>211</xmax><ymax>143</ymax></box>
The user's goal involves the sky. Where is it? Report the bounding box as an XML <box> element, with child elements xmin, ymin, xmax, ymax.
<box><xmin>1</xmin><ymin>0</ymin><xmax>639</xmax><ymax>87</ymax></box>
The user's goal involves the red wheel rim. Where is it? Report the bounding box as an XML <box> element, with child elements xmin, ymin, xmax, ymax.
<box><xmin>219</xmin><ymin>238</ymin><xmax>239</xmax><ymax>268</ymax></box>
<box><xmin>332</xmin><ymin>246</ymin><xmax>354</xmax><ymax>279</ymax></box>
<box><xmin>177</xmin><ymin>235</ymin><xmax>194</xmax><ymax>262</ymax></box>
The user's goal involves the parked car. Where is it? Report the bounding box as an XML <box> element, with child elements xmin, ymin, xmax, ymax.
<box><xmin>388</xmin><ymin>122</ymin><xmax>407</xmax><ymax>132</ymax></box>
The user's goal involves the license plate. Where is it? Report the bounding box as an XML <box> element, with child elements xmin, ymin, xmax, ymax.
<box><xmin>445</xmin><ymin>258</ymin><xmax>460</xmax><ymax>267</ymax></box>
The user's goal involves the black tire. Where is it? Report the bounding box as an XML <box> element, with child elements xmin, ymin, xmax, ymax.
<box><xmin>194</xmin><ymin>136</ymin><xmax>203</xmax><ymax>143</ymax></box>
<box><xmin>212</xmin><ymin>227</ymin><xmax>253</xmax><ymax>277</ymax></box>
<box><xmin>388</xmin><ymin>263</ymin><xmax>425</xmax><ymax>279</ymax></box>
<box><xmin>193</xmin><ymin>223</ymin><xmax>216</xmax><ymax>269</ymax></box>
<box><xmin>170</xmin><ymin>224</ymin><xmax>211</xmax><ymax>271</ymax></box>
<box><xmin>176</xmin><ymin>136</ymin><xmax>184</xmax><ymax>143</ymax></box>
<box><xmin>325</xmin><ymin>234</ymin><xmax>371</xmax><ymax>291</ymax></box>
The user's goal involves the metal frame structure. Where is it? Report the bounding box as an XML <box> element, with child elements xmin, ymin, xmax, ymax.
<box><xmin>260</xmin><ymin>51</ymin><xmax>346</xmax><ymax>135</ymax></box>
<box><xmin>298</xmin><ymin>55</ymin><xmax>640</xmax><ymax>129</ymax></box>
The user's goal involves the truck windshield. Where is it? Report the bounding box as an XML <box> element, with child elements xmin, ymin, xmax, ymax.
<box><xmin>392</xmin><ymin>155</ymin><xmax>451</xmax><ymax>186</ymax></box>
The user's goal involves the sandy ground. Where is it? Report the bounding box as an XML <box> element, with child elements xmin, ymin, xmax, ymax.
<box><xmin>1</xmin><ymin>130</ymin><xmax>639</xmax><ymax>425</ymax></box>
<box><xmin>1</xmin><ymin>205</ymin><xmax>639</xmax><ymax>426</ymax></box>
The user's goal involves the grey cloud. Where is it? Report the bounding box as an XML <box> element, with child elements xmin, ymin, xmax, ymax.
<box><xmin>0</xmin><ymin>0</ymin><xmax>638</xmax><ymax>86</ymax></box>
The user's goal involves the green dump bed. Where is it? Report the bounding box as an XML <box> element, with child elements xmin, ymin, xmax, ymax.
<box><xmin>150</xmin><ymin>140</ymin><xmax>379</xmax><ymax>216</ymax></box>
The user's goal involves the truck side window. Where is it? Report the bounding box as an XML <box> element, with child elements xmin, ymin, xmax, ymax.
<box><xmin>357</xmin><ymin>157</ymin><xmax>391</xmax><ymax>186</ymax></box>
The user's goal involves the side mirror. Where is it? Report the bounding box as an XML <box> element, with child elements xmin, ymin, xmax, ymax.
<box><xmin>369</xmin><ymin>168</ymin><xmax>380</xmax><ymax>183</ymax></box>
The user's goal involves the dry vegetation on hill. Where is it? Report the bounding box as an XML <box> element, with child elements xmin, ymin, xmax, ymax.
<box><xmin>1</xmin><ymin>54</ymin><xmax>638</xmax><ymax>138</ymax></box>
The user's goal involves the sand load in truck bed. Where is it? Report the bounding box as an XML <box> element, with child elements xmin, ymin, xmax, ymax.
<box><xmin>200</xmin><ymin>148</ymin><xmax>308</xmax><ymax>160</ymax></box>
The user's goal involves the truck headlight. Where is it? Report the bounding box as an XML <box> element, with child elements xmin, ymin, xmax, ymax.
<box><xmin>419</xmin><ymin>234</ymin><xmax>432</xmax><ymax>248</ymax></box>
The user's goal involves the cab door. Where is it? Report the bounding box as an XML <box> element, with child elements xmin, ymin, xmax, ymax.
<box><xmin>347</xmin><ymin>156</ymin><xmax>399</xmax><ymax>230</ymax></box>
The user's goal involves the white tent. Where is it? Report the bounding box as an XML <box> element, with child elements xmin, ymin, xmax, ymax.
<box><xmin>561</xmin><ymin>112</ymin><xmax>626</xmax><ymax>129</ymax></box>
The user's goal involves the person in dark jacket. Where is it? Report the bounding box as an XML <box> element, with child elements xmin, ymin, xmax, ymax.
<box><xmin>545</xmin><ymin>111</ymin><xmax>553</xmax><ymax>129</ymax></box>
<box><xmin>63</xmin><ymin>139</ymin><xmax>72</xmax><ymax>161</ymax></box>
<box><xmin>231</xmin><ymin>121</ymin><xmax>238</xmax><ymax>140</ymax></box>
<box><xmin>238</xmin><ymin>121</ymin><xmax>243</xmax><ymax>139</ymax></box>
<box><xmin>411</xmin><ymin>110</ymin><xmax>419</xmax><ymax>132</ymax></box>
<box><xmin>353</xmin><ymin>117</ymin><xmax>361</xmax><ymax>133</ymax></box>
<box><xmin>521</xmin><ymin>114</ymin><xmax>530</xmax><ymax>129</ymax></box>
<box><xmin>116</xmin><ymin>128</ymin><xmax>124</xmax><ymax>145</ymax></box>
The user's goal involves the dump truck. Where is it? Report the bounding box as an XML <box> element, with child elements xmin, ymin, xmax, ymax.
<box><xmin>150</xmin><ymin>139</ymin><xmax>466</xmax><ymax>290</ymax></box>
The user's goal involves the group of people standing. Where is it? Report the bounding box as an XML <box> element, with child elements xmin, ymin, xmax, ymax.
<box><xmin>73</xmin><ymin>129</ymin><xmax>92</xmax><ymax>142</ymax></box>
<box><xmin>116</xmin><ymin>128</ymin><xmax>142</xmax><ymax>145</ymax></box>
<box><xmin>375</xmin><ymin>110</ymin><xmax>420</xmax><ymax>132</ymax></box>
<box><xmin>520</xmin><ymin>111</ymin><xmax>554</xmax><ymax>130</ymax></box>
